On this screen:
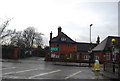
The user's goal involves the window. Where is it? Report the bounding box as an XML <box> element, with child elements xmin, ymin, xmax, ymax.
<box><xmin>114</xmin><ymin>48</ymin><xmax>119</xmax><ymax>53</ymax></box>
<box><xmin>61</xmin><ymin>38</ymin><xmax>66</xmax><ymax>41</ymax></box>
<box><xmin>106</xmin><ymin>52</ymin><xmax>111</xmax><ymax>60</ymax></box>
<box><xmin>95</xmin><ymin>56</ymin><xmax>99</xmax><ymax>60</ymax></box>
<box><xmin>57</xmin><ymin>44</ymin><xmax>59</xmax><ymax>47</ymax></box>
<box><xmin>71</xmin><ymin>54</ymin><xmax>77</xmax><ymax>59</ymax></box>
<box><xmin>84</xmin><ymin>55</ymin><xmax>89</xmax><ymax>60</ymax></box>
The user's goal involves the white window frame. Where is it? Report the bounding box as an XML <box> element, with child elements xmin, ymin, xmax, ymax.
<box><xmin>106</xmin><ymin>52</ymin><xmax>111</xmax><ymax>60</ymax></box>
<box><xmin>61</xmin><ymin>38</ymin><xmax>66</xmax><ymax>41</ymax></box>
<box><xmin>95</xmin><ymin>56</ymin><xmax>99</xmax><ymax>60</ymax></box>
<box><xmin>84</xmin><ymin>55</ymin><xmax>89</xmax><ymax>60</ymax></box>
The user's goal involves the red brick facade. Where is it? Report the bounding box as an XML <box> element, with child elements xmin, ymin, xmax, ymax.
<box><xmin>45</xmin><ymin>27</ymin><xmax>120</xmax><ymax>63</ymax></box>
<box><xmin>50</xmin><ymin>43</ymin><xmax>77</xmax><ymax>59</ymax></box>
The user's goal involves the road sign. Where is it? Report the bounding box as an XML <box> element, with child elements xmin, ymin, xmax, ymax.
<box><xmin>50</xmin><ymin>47</ymin><xmax>58</xmax><ymax>51</ymax></box>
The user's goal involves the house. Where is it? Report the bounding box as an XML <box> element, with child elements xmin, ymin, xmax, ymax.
<box><xmin>92</xmin><ymin>36</ymin><xmax>120</xmax><ymax>79</ymax></box>
<box><xmin>50</xmin><ymin>27</ymin><xmax>77</xmax><ymax>60</ymax></box>
<box><xmin>45</xmin><ymin>27</ymin><xmax>97</xmax><ymax>61</ymax></box>
<box><xmin>92</xmin><ymin>36</ymin><xmax>120</xmax><ymax>63</ymax></box>
<box><xmin>76</xmin><ymin>42</ymin><xmax>96</xmax><ymax>61</ymax></box>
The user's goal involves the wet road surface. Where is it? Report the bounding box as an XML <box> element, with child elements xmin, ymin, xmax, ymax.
<box><xmin>1</xmin><ymin>57</ymin><xmax>108</xmax><ymax>80</ymax></box>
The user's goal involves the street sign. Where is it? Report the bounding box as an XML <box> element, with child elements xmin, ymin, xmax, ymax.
<box><xmin>50</xmin><ymin>47</ymin><xmax>58</xmax><ymax>51</ymax></box>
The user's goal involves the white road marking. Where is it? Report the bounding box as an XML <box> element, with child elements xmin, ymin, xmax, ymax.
<box><xmin>64</xmin><ymin>71</ymin><xmax>81</xmax><ymax>79</ymax></box>
<box><xmin>2</xmin><ymin>68</ymin><xmax>39</xmax><ymax>75</ymax></box>
<box><xmin>92</xmin><ymin>77</ymin><xmax>95</xmax><ymax>79</ymax></box>
<box><xmin>3</xmin><ymin>72</ymin><xmax>15</xmax><ymax>75</ymax></box>
<box><xmin>2</xmin><ymin>75</ymin><xmax>22</xmax><ymax>79</ymax></box>
<box><xmin>28</xmin><ymin>70</ymin><xmax>61</xmax><ymax>79</ymax></box>
<box><xmin>1</xmin><ymin>67</ymin><xmax>16</xmax><ymax>70</ymax></box>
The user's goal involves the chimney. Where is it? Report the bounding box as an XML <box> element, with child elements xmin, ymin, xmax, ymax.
<box><xmin>96</xmin><ymin>36</ymin><xmax>100</xmax><ymax>45</ymax></box>
<box><xmin>50</xmin><ymin>31</ymin><xmax>52</xmax><ymax>40</ymax></box>
<box><xmin>58</xmin><ymin>26</ymin><xmax>62</xmax><ymax>36</ymax></box>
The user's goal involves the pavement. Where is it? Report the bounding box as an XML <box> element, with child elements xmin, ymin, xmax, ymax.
<box><xmin>53</xmin><ymin>62</ymin><xmax>90</xmax><ymax>67</ymax></box>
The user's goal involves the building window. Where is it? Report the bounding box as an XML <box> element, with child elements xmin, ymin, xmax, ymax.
<box><xmin>106</xmin><ymin>52</ymin><xmax>111</xmax><ymax>60</ymax></box>
<box><xmin>95</xmin><ymin>56</ymin><xmax>99</xmax><ymax>60</ymax></box>
<box><xmin>57</xmin><ymin>44</ymin><xmax>59</xmax><ymax>47</ymax></box>
<box><xmin>114</xmin><ymin>48</ymin><xmax>119</xmax><ymax>53</ymax></box>
<box><xmin>71</xmin><ymin>54</ymin><xmax>77</xmax><ymax>59</ymax></box>
<box><xmin>84</xmin><ymin>55</ymin><xmax>89</xmax><ymax>60</ymax></box>
<box><xmin>61</xmin><ymin>38</ymin><xmax>66</xmax><ymax>41</ymax></box>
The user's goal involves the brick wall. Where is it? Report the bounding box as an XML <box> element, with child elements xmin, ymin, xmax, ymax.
<box><xmin>50</xmin><ymin>43</ymin><xmax>77</xmax><ymax>59</ymax></box>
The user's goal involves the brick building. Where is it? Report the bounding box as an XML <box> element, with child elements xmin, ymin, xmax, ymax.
<box><xmin>92</xmin><ymin>36</ymin><xmax>120</xmax><ymax>63</ymax></box>
<box><xmin>45</xmin><ymin>27</ymin><xmax>120</xmax><ymax>63</ymax></box>
<box><xmin>45</xmin><ymin>27</ymin><xmax>97</xmax><ymax>61</ymax></box>
<box><xmin>92</xmin><ymin>36</ymin><xmax>120</xmax><ymax>79</ymax></box>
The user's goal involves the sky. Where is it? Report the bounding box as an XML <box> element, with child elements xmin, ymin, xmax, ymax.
<box><xmin>0</xmin><ymin>0</ymin><xmax>119</xmax><ymax>46</ymax></box>
<box><xmin>118</xmin><ymin>1</ymin><xmax>120</xmax><ymax>36</ymax></box>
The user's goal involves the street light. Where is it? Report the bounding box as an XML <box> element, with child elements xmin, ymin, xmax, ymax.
<box><xmin>112</xmin><ymin>38</ymin><xmax>116</xmax><ymax>72</ymax></box>
<box><xmin>89</xmin><ymin>24</ymin><xmax>93</xmax><ymax>67</ymax></box>
<box><xmin>90</xmin><ymin>24</ymin><xmax>93</xmax><ymax>43</ymax></box>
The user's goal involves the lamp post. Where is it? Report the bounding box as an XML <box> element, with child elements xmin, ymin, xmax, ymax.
<box><xmin>89</xmin><ymin>24</ymin><xmax>93</xmax><ymax>67</ymax></box>
<box><xmin>90</xmin><ymin>24</ymin><xmax>93</xmax><ymax>43</ymax></box>
<box><xmin>112</xmin><ymin>38</ymin><xmax>116</xmax><ymax>72</ymax></box>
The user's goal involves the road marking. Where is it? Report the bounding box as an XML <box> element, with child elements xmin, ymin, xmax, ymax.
<box><xmin>2</xmin><ymin>68</ymin><xmax>39</xmax><ymax>75</ymax></box>
<box><xmin>64</xmin><ymin>71</ymin><xmax>81</xmax><ymax>79</ymax></box>
<box><xmin>1</xmin><ymin>67</ymin><xmax>16</xmax><ymax>70</ymax></box>
<box><xmin>2</xmin><ymin>75</ymin><xmax>23</xmax><ymax>79</ymax></box>
<box><xmin>92</xmin><ymin>77</ymin><xmax>95</xmax><ymax>79</ymax></box>
<box><xmin>28</xmin><ymin>70</ymin><xmax>61</xmax><ymax>79</ymax></box>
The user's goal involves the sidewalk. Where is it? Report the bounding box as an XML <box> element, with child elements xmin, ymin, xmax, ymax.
<box><xmin>1</xmin><ymin>58</ymin><xmax>22</xmax><ymax>63</ymax></box>
<box><xmin>53</xmin><ymin>62</ymin><xmax>90</xmax><ymax>67</ymax></box>
<box><xmin>100</xmin><ymin>71</ymin><xmax>119</xmax><ymax>79</ymax></box>
<box><xmin>96</xmin><ymin>65</ymin><xmax>119</xmax><ymax>80</ymax></box>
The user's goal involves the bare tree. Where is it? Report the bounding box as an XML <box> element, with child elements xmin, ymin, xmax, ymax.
<box><xmin>0</xmin><ymin>19</ymin><xmax>15</xmax><ymax>45</ymax></box>
<box><xmin>10</xmin><ymin>31</ymin><xmax>25</xmax><ymax>47</ymax></box>
<box><xmin>23</xmin><ymin>27</ymin><xmax>43</xmax><ymax>48</ymax></box>
<box><xmin>23</xmin><ymin>27</ymin><xmax>35</xmax><ymax>48</ymax></box>
<box><xmin>34</xmin><ymin>32</ymin><xmax>43</xmax><ymax>48</ymax></box>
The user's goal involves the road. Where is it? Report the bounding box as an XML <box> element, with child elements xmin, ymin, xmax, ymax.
<box><xmin>1</xmin><ymin>57</ymin><xmax>108</xmax><ymax>80</ymax></box>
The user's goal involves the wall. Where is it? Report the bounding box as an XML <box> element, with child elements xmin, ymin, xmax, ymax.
<box><xmin>50</xmin><ymin>43</ymin><xmax>77</xmax><ymax>59</ymax></box>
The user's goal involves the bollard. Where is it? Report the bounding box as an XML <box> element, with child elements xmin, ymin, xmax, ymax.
<box><xmin>94</xmin><ymin>60</ymin><xmax>100</xmax><ymax>71</ymax></box>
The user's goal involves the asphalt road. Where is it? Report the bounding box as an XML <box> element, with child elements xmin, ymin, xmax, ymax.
<box><xmin>1</xmin><ymin>57</ymin><xmax>107</xmax><ymax>80</ymax></box>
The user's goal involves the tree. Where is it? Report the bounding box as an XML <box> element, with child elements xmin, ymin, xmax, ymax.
<box><xmin>34</xmin><ymin>32</ymin><xmax>43</xmax><ymax>48</ymax></box>
<box><xmin>10</xmin><ymin>31</ymin><xmax>25</xmax><ymax>48</ymax></box>
<box><xmin>10</xmin><ymin>27</ymin><xmax>43</xmax><ymax>48</ymax></box>
<box><xmin>22</xmin><ymin>27</ymin><xmax>43</xmax><ymax>48</ymax></box>
<box><xmin>23</xmin><ymin>27</ymin><xmax>35</xmax><ymax>48</ymax></box>
<box><xmin>0</xmin><ymin>19</ymin><xmax>15</xmax><ymax>45</ymax></box>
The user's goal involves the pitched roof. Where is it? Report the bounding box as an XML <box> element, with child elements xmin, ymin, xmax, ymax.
<box><xmin>50</xmin><ymin>32</ymin><xmax>76</xmax><ymax>43</ymax></box>
<box><xmin>92</xmin><ymin>36</ymin><xmax>120</xmax><ymax>52</ymax></box>
<box><xmin>77</xmin><ymin>42</ymin><xmax>97</xmax><ymax>52</ymax></box>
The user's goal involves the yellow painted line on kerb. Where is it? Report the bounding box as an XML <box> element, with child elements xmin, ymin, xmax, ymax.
<box><xmin>28</xmin><ymin>70</ymin><xmax>61</xmax><ymax>79</ymax></box>
<box><xmin>64</xmin><ymin>71</ymin><xmax>81</xmax><ymax>79</ymax></box>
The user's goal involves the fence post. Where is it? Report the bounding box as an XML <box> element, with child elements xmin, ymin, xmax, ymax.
<box><xmin>103</xmin><ymin>61</ymin><xmax>105</xmax><ymax>71</ymax></box>
<box><xmin>118</xmin><ymin>62</ymin><xmax>120</xmax><ymax>79</ymax></box>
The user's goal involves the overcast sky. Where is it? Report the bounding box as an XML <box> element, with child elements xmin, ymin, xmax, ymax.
<box><xmin>0</xmin><ymin>0</ymin><xmax>119</xmax><ymax>46</ymax></box>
